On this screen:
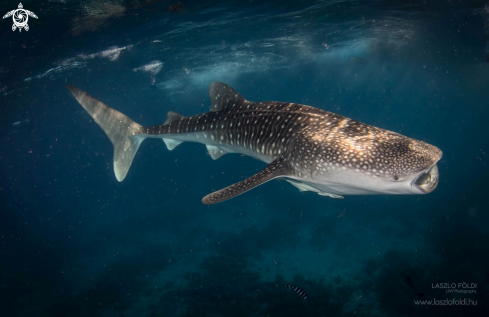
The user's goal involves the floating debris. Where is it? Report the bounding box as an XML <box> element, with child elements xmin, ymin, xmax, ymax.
<box><xmin>132</xmin><ymin>60</ymin><xmax>164</xmax><ymax>75</ymax></box>
<box><xmin>9</xmin><ymin>119</ymin><xmax>30</xmax><ymax>134</ymax></box>
<box><xmin>78</xmin><ymin>45</ymin><xmax>133</xmax><ymax>62</ymax></box>
<box><xmin>165</xmin><ymin>2</ymin><xmax>185</xmax><ymax>13</ymax></box>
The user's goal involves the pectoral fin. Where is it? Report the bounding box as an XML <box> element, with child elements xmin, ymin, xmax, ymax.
<box><xmin>202</xmin><ymin>156</ymin><xmax>290</xmax><ymax>204</ymax></box>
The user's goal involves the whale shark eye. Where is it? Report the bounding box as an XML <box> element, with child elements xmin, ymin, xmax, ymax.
<box><xmin>393</xmin><ymin>175</ymin><xmax>399</xmax><ymax>181</ymax></box>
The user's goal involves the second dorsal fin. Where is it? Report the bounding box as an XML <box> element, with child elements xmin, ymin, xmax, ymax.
<box><xmin>163</xmin><ymin>111</ymin><xmax>184</xmax><ymax>125</ymax></box>
<box><xmin>208</xmin><ymin>82</ymin><xmax>246</xmax><ymax>112</ymax></box>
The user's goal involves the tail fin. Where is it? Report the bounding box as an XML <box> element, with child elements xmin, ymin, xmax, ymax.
<box><xmin>66</xmin><ymin>85</ymin><xmax>145</xmax><ymax>181</ymax></box>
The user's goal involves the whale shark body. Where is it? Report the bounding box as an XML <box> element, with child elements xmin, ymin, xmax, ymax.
<box><xmin>66</xmin><ymin>82</ymin><xmax>442</xmax><ymax>204</ymax></box>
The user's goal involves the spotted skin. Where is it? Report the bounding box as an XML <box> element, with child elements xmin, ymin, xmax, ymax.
<box><xmin>66</xmin><ymin>82</ymin><xmax>442</xmax><ymax>204</ymax></box>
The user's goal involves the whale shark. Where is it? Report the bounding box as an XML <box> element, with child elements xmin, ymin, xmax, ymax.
<box><xmin>66</xmin><ymin>82</ymin><xmax>442</xmax><ymax>204</ymax></box>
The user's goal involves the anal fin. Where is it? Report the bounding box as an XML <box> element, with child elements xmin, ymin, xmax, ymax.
<box><xmin>206</xmin><ymin>145</ymin><xmax>227</xmax><ymax>160</ymax></box>
<box><xmin>162</xmin><ymin>138</ymin><xmax>183</xmax><ymax>151</ymax></box>
<box><xmin>162</xmin><ymin>111</ymin><xmax>185</xmax><ymax>150</ymax></box>
<box><xmin>202</xmin><ymin>156</ymin><xmax>289</xmax><ymax>204</ymax></box>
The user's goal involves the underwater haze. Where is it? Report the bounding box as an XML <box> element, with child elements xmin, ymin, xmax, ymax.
<box><xmin>1</xmin><ymin>0</ymin><xmax>489</xmax><ymax>316</ymax></box>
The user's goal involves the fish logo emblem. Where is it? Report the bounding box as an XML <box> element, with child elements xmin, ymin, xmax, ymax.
<box><xmin>3</xmin><ymin>3</ymin><xmax>38</xmax><ymax>32</ymax></box>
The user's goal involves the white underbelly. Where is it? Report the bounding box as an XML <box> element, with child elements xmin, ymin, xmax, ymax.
<box><xmin>304</xmin><ymin>168</ymin><xmax>417</xmax><ymax>195</ymax></box>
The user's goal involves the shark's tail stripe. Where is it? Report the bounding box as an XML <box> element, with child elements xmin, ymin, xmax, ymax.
<box><xmin>66</xmin><ymin>85</ymin><xmax>145</xmax><ymax>181</ymax></box>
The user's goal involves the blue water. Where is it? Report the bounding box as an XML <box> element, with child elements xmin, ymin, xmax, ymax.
<box><xmin>1</xmin><ymin>0</ymin><xmax>489</xmax><ymax>316</ymax></box>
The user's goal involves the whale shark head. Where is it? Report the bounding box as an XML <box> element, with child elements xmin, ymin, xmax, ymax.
<box><xmin>303</xmin><ymin>124</ymin><xmax>443</xmax><ymax>196</ymax></box>
<box><xmin>377</xmin><ymin>138</ymin><xmax>442</xmax><ymax>195</ymax></box>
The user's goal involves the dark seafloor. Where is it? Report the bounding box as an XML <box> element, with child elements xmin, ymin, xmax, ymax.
<box><xmin>1</xmin><ymin>0</ymin><xmax>489</xmax><ymax>316</ymax></box>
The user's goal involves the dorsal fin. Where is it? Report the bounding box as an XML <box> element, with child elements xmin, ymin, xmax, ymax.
<box><xmin>208</xmin><ymin>82</ymin><xmax>246</xmax><ymax>112</ymax></box>
<box><xmin>163</xmin><ymin>111</ymin><xmax>184</xmax><ymax>125</ymax></box>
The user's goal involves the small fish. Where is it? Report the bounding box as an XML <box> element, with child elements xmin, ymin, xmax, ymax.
<box><xmin>286</xmin><ymin>282</ymin><xmax>309</xmax><ymax>300</ymax></box>
<box><xmin>415</xmin><ymin>291</ymin><xmax>427</xmax><ymax>300</ymax></box>
<box><xmin>402</xmin><ymin>274</ymin><xmax>414</xmax><ymax>289</ymax></box>
<box><xmin>402</xmin><ymin>274</ymin><xmax>427</xmax><ymax>300</ymax></box>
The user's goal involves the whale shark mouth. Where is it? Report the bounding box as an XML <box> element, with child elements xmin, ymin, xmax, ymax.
<box><xmin>414</xmin><ymin>164</ymin><xmax>439</xmax><ymax>194</ymax></box>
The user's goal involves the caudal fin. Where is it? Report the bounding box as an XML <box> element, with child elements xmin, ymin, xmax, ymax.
<box><xmin>66</xmin><ymin>85</ymin><xmax>145</xmax><ymax>181</ymax></box>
